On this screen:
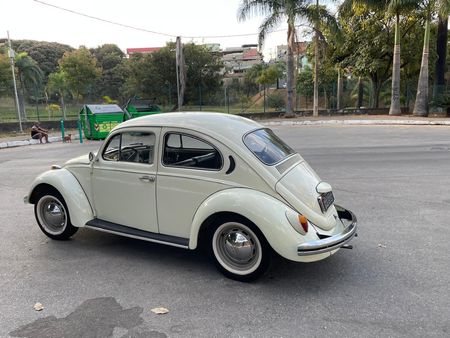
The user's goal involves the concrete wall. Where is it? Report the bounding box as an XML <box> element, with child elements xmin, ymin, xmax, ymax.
<box><xmin>0</xmin><ymin>120</ymin><xmax>79</xmax><ymax>133</ymax></box>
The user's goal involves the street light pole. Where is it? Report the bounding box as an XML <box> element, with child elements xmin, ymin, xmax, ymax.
<box><xmin>7</xmin><ymin>31</ymin><xmax>23</xmax><ymax>133</ymax></box>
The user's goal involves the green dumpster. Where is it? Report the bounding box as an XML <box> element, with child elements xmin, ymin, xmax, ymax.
<box><xmin>124</xmin><ymin>98</ymin><xmax>161</xmax><ymax>120</ymax></box>
<box><xmin>79</xmin><ymin>104</ymin><xmax>124</xmax><ymax>140</ymax></box>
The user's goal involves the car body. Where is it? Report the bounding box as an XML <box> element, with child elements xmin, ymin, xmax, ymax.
<box><xmin>25</xmin><ymin>112</ymin><xmax>357</xmax><ymax>281</ymax></box>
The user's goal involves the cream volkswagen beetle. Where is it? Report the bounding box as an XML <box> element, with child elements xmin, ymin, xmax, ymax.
<box><xmin>25</xmin><ymin>112</ymin><xmax>357</xmax><ymax>281</ymax></box>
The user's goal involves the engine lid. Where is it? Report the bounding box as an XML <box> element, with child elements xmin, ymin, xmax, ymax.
<box><xmin>275</xmin><ymin>161</ymin><xmax>337</xmax><ymax>230</ymax></box>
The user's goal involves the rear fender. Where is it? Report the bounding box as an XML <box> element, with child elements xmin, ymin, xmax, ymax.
<box><xmin>189</xmin><ymin>188</ymin><xmax>317</xmax><ymax>260</ymax></box>
<box><xmin>26</xmin><ymin>169</ymin><xmax>93</xmax><ymax>227</ymax></box>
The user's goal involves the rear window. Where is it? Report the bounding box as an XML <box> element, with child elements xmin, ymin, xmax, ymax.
<box><xmin>244</xmin><ymin>128</ymin><xmax>295</xmax><ymax>165</ymax></box>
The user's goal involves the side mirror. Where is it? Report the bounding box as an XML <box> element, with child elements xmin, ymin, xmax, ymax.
<box><xmin>89</xmin><ymin>152</ymin><xmax>95</xmax><ymax>162</ymax></box>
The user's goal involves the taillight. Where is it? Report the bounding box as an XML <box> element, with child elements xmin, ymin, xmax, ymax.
<box><xmin>285</xmin><ymin>211</ymin><xmax>309</xmax><ymax>235</ymax></box>
<box><xmin>298</xmin><ymin>215</ymin><xmax>308</xmax><ymax>233</ymax></box>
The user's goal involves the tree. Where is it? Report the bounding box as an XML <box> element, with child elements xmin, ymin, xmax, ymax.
<box><xmin>433</xmin><ymin>0</ymin><xmax>450</xmax><ymax>101</ymax></box>
<box><xmin>341</xmin><ymin>0</ymin><xmax>418</xmax><ymax>115</ymax></box>
<box><xmin>332</xmin><ymin>4</ymin><xmax>425</xmax><ymax>108</ymax></box>
<box><xmin>306</xmin><ymin>22</ymin><xmax>340</xmax><ymax>109</ymax></box>
<box><xmin>12</xmin><ymin>40</ymin><xmax>73</xmax><ymax>80</ymax></box>
<box><xmin>244</xmin><ymin>64</ymin><xmax>265</xmax><ymax>96</ymax></box>
<box><xmin>239</xmin><ymin>0</ymin><xmax>306</xmax><ymax>117</ymax></box>
<box><xmin>59</xmin><ymin>47</ymin><xmax>101</xmax><ymax>101</ymax></box>
<box><xmin>183</xmin><ymin>43</ymin><xmax>223</xmax><ymax>105</ymax></box>
<box><xmin>257</xmin><ymin>63</ymin><xmax>284</xmax><ymax>85</ymax></box>
<box><xmin>413</xmin><ymin>0</ymin><xmax>438</xmax><ymax>116</ymax></box>
<box><xmin>297</xmin><ymin>66</ymin><xmax>314</xmax><ymax>107</ymax></box>
<box><xmin>238</xmin><ymin>0</ymin><xmax>336</xmax><ymax>117</ymax></box>
<box><xmin>91</xmin><ymin>44</ymin><xmax>124</xmax><ymax>69</ymax></box>
<box><xmin>14</xmin><ymin>52</ymin><xmax>44</xmax><ymax>117</ymax></box>
<box><xmin>47</xmin><ymin>71</ymin><xmax>69</xmax><ymax>119</ymax></box>
<box><xmin>91</xmin><ymin>44</ymin><xmax>126</xmax><ymax>101</ymax></box>
<box><xmin>123</xmin><ymin>42</ymin><xmax>223</xmax><ymax>106</ymax></box>
<box><xmin>0</xmin><ymin>52</ymin><xmax>12</xmax><ymax>96</ymax></box>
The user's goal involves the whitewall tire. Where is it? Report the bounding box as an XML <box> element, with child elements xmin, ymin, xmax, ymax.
<box><xmin>209</xmin><ymin>218</ymin><xmax>271</xmax><ymax>282</ymax></box>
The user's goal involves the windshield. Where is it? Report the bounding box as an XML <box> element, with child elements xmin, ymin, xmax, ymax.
<box><xmin>244</xmin><ymin>128</ymin><xmax>295</xmax><ymax>165</ymax></box>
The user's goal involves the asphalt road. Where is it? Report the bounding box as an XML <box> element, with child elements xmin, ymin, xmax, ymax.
<box><xmin>0</xmin><ymin>125</ymin><xmax>449</xmax><ymax>338</ymax></box>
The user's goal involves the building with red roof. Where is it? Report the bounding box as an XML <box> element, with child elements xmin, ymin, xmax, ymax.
<box><xmin>126</xmin><ymin>47</ymin><xmax>162</xmax><ymax>56</ymax></box>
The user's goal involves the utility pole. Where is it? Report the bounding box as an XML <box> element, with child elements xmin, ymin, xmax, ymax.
<box><xmin>7</xmin><ymin>31</ymin><xmax>23</xmax><ymax>132</ymax></box>
<box><xmin>176</xmin><ymin>54</ymin><xmax>180</xmax><ymax>112</ymax></box>
<box><xmin>224</xmin><ymin>86</ymin><xmax>227</xmax><ymax>113</ymax></box>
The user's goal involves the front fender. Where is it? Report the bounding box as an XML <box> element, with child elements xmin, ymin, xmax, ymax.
<box><xmin>189</xmin><ymin>188</ymin><xmax>322</xmax><ymax>261</ymax></box>
<box><xmin>26</xmin><ymin>168</ymin><xmax>94</xmax><ymax>227</ymax></box>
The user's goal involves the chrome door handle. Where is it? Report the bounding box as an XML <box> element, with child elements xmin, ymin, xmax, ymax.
<box><xmin>139</xmin><ymin>175</ymin><xmax>156</xmax><ymax>183</ymax></box>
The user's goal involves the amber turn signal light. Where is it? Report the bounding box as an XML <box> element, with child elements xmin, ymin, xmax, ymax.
<box><xmin>298</xmin><ymin>215</ymin><xmax>308</xmax><ymax>233</ymax></box>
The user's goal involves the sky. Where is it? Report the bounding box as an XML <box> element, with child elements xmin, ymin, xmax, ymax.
<box><xmin>0</xmin><ymin>0</ymin><xmax>315</xmax><ymax>59</ymax></box>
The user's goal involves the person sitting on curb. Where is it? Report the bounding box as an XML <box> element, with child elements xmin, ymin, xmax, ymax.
<box><xmin>30</xmin><ymin>124</ymin><xmax>50</xmax><ymax>143</ymax></box>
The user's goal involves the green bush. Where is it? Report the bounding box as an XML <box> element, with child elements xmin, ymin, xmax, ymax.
<box><xmin>430</xmin><ymin>89</ymin><xmax>450</xmax><ymax>110</ymax></box>
<box><xmin>268</xmin><ymin>93</ymin><xmax>285</xmax><ymax>111</ymax></box>
<box><xmin>47</xmin><ymin>104</ymin><xmax>61</xmax><ymax>119</ymax></box>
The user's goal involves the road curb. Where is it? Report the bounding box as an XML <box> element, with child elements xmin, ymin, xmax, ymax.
<box><xmin>0</xmin><ymin>134</ymin><xmax>81</xmax><ymax>149</ymax></box>
<box><xmin>263</xmin><ymin>119</ymin><xmax>450</xmax><ymax>127</ymax></box>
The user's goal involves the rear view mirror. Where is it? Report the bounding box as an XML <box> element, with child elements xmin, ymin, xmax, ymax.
<box><xmin>89</xmin><ymin>152</ymin><xmax>95</xmax><ymax>162</ymax></box>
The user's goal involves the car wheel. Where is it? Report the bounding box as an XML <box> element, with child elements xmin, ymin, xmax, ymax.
<box><xmin>209</xmin><ymin>218</ymin><xmax>271</xmax><ymax>282</ymax></box>
<box><xmin>34</xmin><ymin>190</ymin><xmax>78</xmax><ymax>240</ymax></box>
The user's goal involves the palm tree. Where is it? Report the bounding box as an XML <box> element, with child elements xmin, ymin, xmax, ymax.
<box><xmin>238</xmin><ymin>0</ymin><xmax>336</xmax><ymax>117</ymax></box>
<box><xmin>341</xmin><ymin>0</ymin><xmax>417</xmax><ymax>115</ymax></box>
<box><xmin>239</xmin><ymin>0</ymin><xmax>303</xmax><ymax>117</ymax></box>
<box><xmin>433</xmin><ymin>0</ymin><xmax>450</xmax><ymax>104</ymax></box>
<box><xmin>413</xmin><ymin>0</ymin><xmax>438</xmax><ymax>117</ymax></box>
<box><xmin>15</xmin><ymin>52</ymin><xmax>44</xmax><ymax>119</ymax></box>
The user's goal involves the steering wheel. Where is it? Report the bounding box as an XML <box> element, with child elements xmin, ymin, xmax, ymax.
<box><xmin>121</xmin><ymin>148</ymin><xmax>141</xmax><ymax>162</ymax></box>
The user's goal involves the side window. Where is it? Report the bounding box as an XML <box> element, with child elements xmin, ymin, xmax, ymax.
<box><xmin>163</xmin><ymin>133</ymin><xmax>222</xmax><ymax>170</ymax></box>
<box><xmin>103</xmin><ymin>131</ymin><xmax>156</xmax><ymax>164</ymax></box>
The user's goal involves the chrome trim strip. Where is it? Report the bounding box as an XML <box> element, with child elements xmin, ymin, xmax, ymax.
<box><xmin>85</xmin><ymin>225</ymin><xmax>189</xmax><ymax>249</ymax></box>
<box><xmin>297</xmin><ymin>205</ymin><xmax>357</xmax><ymax>256</ymax></box>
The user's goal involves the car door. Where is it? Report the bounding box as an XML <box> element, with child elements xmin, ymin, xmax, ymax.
<box><xmin>157</xmin><ymin>129</ymin><xmax>230</xmax><ymax>238</ymax></box>
<box><xmin>91</xmin><ymin>128</ymin><xmax>160</xmax><ymax>233</ymax></box>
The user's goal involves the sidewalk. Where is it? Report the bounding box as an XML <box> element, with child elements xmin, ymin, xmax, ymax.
<box><xmin>260</xmin><ymin>114</ymin><xmax>450</xmax><ymax>126</ymax></box>
<box><xmin>1</xmin><ymin>115</ymin><xmax>449</xmax><ymax>149</ymax></box>
<box><xmin>0</xmin><ymin>129</ymin><xmax>81</xmax><ymax>149</ymax></box>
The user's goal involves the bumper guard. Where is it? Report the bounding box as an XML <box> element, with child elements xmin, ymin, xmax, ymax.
<box><xmin>297</xmin><ymin>205</ymin><xmax>357</xmax><ymax>256</ymax></box>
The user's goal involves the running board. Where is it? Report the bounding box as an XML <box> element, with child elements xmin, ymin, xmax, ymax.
<box><xmin>85</xmin><ymin>219</ymin><xmax>189</xmax><ymax>249</ymax></box>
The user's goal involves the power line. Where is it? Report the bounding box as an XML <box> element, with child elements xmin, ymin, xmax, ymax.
<box><xmin>33</xmin><ymin>0</ymin><xmax>176</xmax><ymax>38</ymax></box>
<box><xmin>32</xmin><ymin>0</ymin><xmax>278</xmax><ymax>40</ymax></box>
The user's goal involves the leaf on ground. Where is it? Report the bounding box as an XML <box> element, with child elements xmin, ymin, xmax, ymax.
<box><xmin>151</xmin><ymin>307</ymin><xmax>169</xmax><ymax>315</ymax></box>
<box><xmin>33</xmin><ymin>302</ymin><xmax>44</xmax><ymax>311</ymax></box>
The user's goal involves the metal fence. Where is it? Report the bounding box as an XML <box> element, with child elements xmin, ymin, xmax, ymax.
<box><xmin>1</xmin><ymin>80</ymin><xmax>449</xmax><ymax>129</ymax></box>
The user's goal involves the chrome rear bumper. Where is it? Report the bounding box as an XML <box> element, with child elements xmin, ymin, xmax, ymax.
<box><xmin>297</xmin><ymin>205</ymin><xmax>357</xmax><ymax>256</ymax></box>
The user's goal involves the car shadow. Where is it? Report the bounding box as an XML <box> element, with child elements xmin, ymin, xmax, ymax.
<box><xmin>51</xmin><ymin>228</ymin><xmax>365</xmax><ymax>290</ymax></box>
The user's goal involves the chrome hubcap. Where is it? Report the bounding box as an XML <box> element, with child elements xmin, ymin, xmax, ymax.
<box><xmin>223</xmin><ymin>231</ymin><xmax>255</xmax><ymax>263</ymax></box>
<box><xmin>213</xmin><ymin>222</ymin><xmax>261</xmax><ymax>274</ymax></box>
<box><xmin>37</xmin><ymin>196</ymin><xmax>67</xmax><ymax>235</ymax></box>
